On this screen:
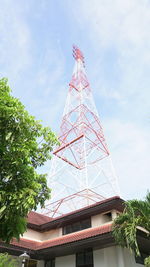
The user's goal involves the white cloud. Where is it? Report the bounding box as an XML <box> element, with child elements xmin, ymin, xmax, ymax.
<box><xmin>0</xmin><ymin>0</ymin><xmax>149</xmax><ymax>201</ymax></box>
<box><xmin>0</xmin><ymin>1</ymin><xmax>31</xmax><ymax>80</ymax></box>
<box><xmin>104</xmin><ymin>119</ymin><xmax>150</xmax><ymax>199</ymax></box>
<box><xmin>35</xmin><ymin>46</ymin><xmax>65</xmax><ymax>96</ymax></box>
<box><xmin>64</xmin><ymin>0</ymin><xmax>150</xmax><ymax>198</ymax></box>
<box><xmin>0</xmin><ymin>0</ymin><xmax>66</xmax><ymax>133</ymax></box>
<box><xmin>97</xmin><ymin>86</ymin><xmax>125</xmax><ymax>102</ymax></box>
<box><xmin>26</xmin><ymin>43</ymin><xmax>67</xmax><ymax>129</ymax></box>
<box><xmin>72</xmin><ymin>0</ymin><xmax>150</xmax><ymax>48</ymax></box>
<box><xmin>68</xmin><ymin>0</ymin><xmax>150</xmax><ymax>104</ymax></box>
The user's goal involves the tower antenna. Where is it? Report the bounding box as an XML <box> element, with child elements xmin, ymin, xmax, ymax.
<box><xmin>43</xmin><ymin>46</ymin><xmax>120</xmax><ymax>217</ymax></box>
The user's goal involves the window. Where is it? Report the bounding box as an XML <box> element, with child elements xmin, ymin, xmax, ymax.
<box><xmin>102</xmin><ymin>212</ymin><xmax>112</xmax><ymax>223</ymax></box>
<box><xmin>76</xmin><ymin>248</ymin><xmax>93</xmax><ymax>267</ymax></box>
<box><xmin>63</xmin><ymin>218</ymin><xmax>91</xmax><ymax>235</ymax></box>
<box><xmin>45</xmin><ymin>259</ymin><xmax>55</xmax><ymax>267</ymax></box>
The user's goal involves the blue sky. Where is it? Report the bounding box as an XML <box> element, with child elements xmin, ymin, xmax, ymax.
<box><xmin>0</xmin><ymin>0</ymin><xmax>150</xmax><ymax>200</ymax></box>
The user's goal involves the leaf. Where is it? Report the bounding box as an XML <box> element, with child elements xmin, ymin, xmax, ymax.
<box><xmin>0</xmin><ymin>78</ymin><xmax>58</xmax><ymax>242</ymax></box>
<box><xmin>112</xmin><ymin>192</ymin><xmax>150</xmax><ymax>257</ymax></box>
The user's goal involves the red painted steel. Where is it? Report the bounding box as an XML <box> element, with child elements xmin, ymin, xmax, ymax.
<box><xmin>54</xmin><ymin>46</ymin><xmax>109</xmax><ymax>169</ymax></box>
<box><xmin>42</xmin><ymin>46</ymin><xmax>120</xmax><ymax>217</ymax></box>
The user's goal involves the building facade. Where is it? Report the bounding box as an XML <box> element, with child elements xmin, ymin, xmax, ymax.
<box><xmin>0</xmin><ymin>196</ymin><xmax>149</xmax><ymax>266</ymax></box>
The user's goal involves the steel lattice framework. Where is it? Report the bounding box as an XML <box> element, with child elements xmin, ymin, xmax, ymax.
<box><xmin>43</xmin><ymin>46</ymin><xmax>120</xmax><ymax>217</ymax></box>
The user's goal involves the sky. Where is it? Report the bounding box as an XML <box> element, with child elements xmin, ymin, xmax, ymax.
<box><xmin>0</xmin><ymin>0</ymin><xmax>150</xmax><ymax>200</ymax></box>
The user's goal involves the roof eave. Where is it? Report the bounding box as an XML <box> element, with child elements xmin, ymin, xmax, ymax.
<box><xmin>28</xmin><ymin>197</ymin><xmax>124</xmax><ymax>232</ymax></box>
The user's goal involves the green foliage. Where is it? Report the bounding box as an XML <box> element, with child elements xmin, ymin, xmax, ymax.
<box><xmin>0</xmin><ymin>253</ymin><xmax>19</xmax><ymax>267</ymax></box>
<box><xmin>113</xmin><ymin>192</ymin><xmax>150</xmax><ymax>265</ymax></box>
<box><xmin>0</xmin><ymin>78</ymin><xmax>59</xmax><ymax>242</ymax></box>
<box><xmin>145</xmin><ymin>256</ymin><xmax>150</xmax><ymax>267</ymax></box>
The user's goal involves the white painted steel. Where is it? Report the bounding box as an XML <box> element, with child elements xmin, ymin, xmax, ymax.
<box><xmin>43</xmin><ymin>48</ymin><xmax>120</xmax><ymax>217</ymax></box>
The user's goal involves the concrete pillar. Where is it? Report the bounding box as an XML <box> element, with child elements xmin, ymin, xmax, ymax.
<box><xmin>37</xmin><ymin>260</ymin><xmax>45</xmax><ymax>267</ymax></box>
<box><xmin>56</xmin><ymin>255</ymin><xmax>75</xmax><ymax>267</ymax></box>
<box><xmin>111</xmin><ymin>210</ymin><xmax>118</xmax><ymax>220</ymax></box>
<box><xmin>116</xmin><ymin>246</ymin><xmax>125</xmax><ymax>267</ymax></box>
<box><xmin>94</xmin><ymin>248</ymin><xmax>105</xmax><ymax>267</ymax></box>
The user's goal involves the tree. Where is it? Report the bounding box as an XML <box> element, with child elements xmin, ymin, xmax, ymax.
<box><xmin>113</xmin><ymin>192</ymin><xmax>150</xmax><ymax>266</ymax></box>
<box><xmin>145</xmin><ymin>257</ymin><xmax>150</xmax><ymax>267</ymax></box>
<box><xmin>0</xmin><ymin>253</ymin><xmax>19</xmax><ymax>267</ymax></box>
<box><xmin>0</xmin><ymin>78</ymin><xmax>59</xmax><ymax>242</ymax></box>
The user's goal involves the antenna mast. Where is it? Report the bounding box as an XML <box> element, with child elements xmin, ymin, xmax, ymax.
<box><xmin>44</xmin><ymin>46</ymin><xmax>120</xmax><ymax>217</ymax></box>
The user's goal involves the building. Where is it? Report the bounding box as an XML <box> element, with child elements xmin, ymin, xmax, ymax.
<box><xmin>0</xmin><ymin>196</ymin><xmax>149</xmax><ymax>266</ymax></box>
<box><xmin>1</xmin><ymin>47</ymin><xmax>149</xmax><ymax>266</ymax></box>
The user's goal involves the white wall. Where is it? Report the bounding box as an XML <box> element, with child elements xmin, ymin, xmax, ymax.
<box><xmin>94</xmin><ymin>248</ymin><xmax>105</xmax><ymax>266</ymax></box>
<box><xmin>23</xmin><ymin>228</ymin><xmax>43</xmax><ymax>241</ymax></box>
<box><xmin>92</xmin><ymin>213</ymin><xmax>112</xmax><ymax>227</ymax></box>
<box><xmin>24</xmin><ymin>209</ymin><xmax>119</xmax><ymax>242</ymax></box>
<box><xmin>13</xmin><ymin>246</ymin><xmax>144</xmax><ymax>267</ymax></box>
<box><xmin>43</xmin><ymin>228</ymin><xmax>62</xmax><ymax>240</ymax></box>
<box><xmin>94</xmin><ymin>246</ymin><xmax>143</xmax><ymax>267</ymax></box>
<box><xmin>37</xmin><ymin>260</ymin><xmax>45</xmax><ymax>267</ymax></box>
<box><xmin>23</xmin><ymin>227</ymin><xmax>62</xmax><ymax>241</ymax></box>
<box><xmin>92</xmin><ymin>210</ymin><xmax>119</xmax><ymax>228</ymax></box>
<box><xmin>56</xmin><ymin>254</ymin><xmax>75</xmax><ymax>267</ymax></box>
<box><xmin>94</xmin><ymin>247</ymin><xmax>118</xmax><ymax>267</ymax></box>
<box><xmin>121</xmin><ymin>247</ymin><xmax>143</xmax><ymax>267</ymax></box>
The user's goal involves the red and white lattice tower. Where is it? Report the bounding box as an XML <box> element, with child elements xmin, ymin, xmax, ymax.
<box><xmin>44</xmin><ymin>46</ymin><xmax>120</xmax><ymax>217</ymax></box>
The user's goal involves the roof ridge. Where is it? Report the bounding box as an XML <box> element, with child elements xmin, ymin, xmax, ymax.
<box><xmin>44</xmin><ymin>196</ymin><xmax>121</xmax><ymax>221</ymax></box>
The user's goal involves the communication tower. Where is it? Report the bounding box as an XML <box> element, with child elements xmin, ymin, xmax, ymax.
<box><xmin>44</xmin><ymin>46</ymin><xmax>120</xmax><ymax>217</ymax></box>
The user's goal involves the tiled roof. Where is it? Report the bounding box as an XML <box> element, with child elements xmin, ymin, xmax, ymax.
<box><xmin>44</xmin><ymin>196</ymin><xmax>120</xmax><ymax>222</ymax></box>
<box><xmin>11</xmin><ymin>238</ymin><xmax>37</xmax><ymax>250</ymax></box>
<box><xmin>10</xmin><ymin>223</ymin><xmax>112</xmax><ymax>251</ymax></box>
<box><xmin>27</xmin><ymin>211</ymin><xmax>52</xmax><ymax>225</ymax></box>
<box><xmin>39</xmin><ymin>222</ymin><xmax>112</xmax><ymax>250</ymax></box>
<box><xmin>27</xmin><ymin>196</ymin><xmax>123</xmax><ymax>227</ymax></box>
